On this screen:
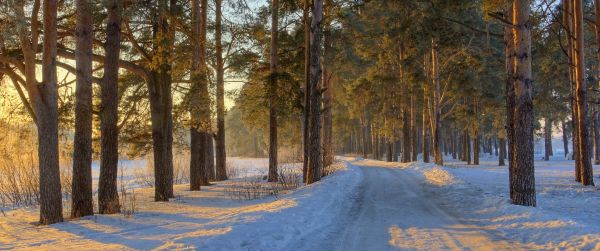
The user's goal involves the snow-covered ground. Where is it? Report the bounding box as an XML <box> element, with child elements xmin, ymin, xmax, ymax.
<box><xmin>2</xmin><ymin>155</ymin><xmax>600</xmax><ymax>250</ymax></box>
<box><xmin>422</xmin><ymin>156</ymin><xmax>600</xmax><ymax>250</ymax></box>
<box><xmin>0</xmin><ymin>157</ymin><xmax>362</xmax><ymax>250</ymax></box>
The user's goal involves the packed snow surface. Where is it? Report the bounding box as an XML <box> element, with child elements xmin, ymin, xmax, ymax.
<box><xmin>2</xmin><ymin>156</ymin><xmax>600</xmax><ymax>250</ymax></box>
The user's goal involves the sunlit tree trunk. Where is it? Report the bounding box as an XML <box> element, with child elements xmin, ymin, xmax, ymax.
<box><xmin>400</xmin><ymin>45</ymin><xmax>411</xmax><ymax>163</ymax></box>
<box><xmin>322</xmin><ymin>1</ymin><xmax>334</xmax><ymax>168</ymax></box>
<box><xmin>38</xmin><ymin>0</ymin><xmax>63</xmax><ymax>225</ymax></box>
<box><xmin>511</xmin><ymin>0</ymin><xmax>536</xmax><ymax>205</ymax></box>
<box><xmin>71</xmin><ymin>0</ymin><xmax>94</xmax><ymax>218</ymax></box>
<box><xmin>572</xmin><ymin>0</ymin><xmax>594</xmax><ymax>185</ymax></box>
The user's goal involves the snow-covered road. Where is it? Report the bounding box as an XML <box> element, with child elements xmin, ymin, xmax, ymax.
<box><xmin>319</xmin><ymin>162</ymin><xmax>524</xmax><ymax>251</ymax></box>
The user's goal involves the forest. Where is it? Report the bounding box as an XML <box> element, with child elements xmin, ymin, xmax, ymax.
<box><xmin>1</xmin><ymin>0</ymin><xmax>600</xmax><ymax>249</ymax></box>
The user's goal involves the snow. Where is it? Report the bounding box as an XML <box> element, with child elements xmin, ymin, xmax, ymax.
<box><xmin>2</xmin><ymin>155</ymin><xmax>600</xmax><ymax>250</ymax></box>
<box><xmin>410</xmin><ymin>156</ymin><xmax>600</xmax><ymax>250</ymax></box>
<box><xmin>0</xmin><ymin>157</ymin><xmax>363</xmax><ymax>250</ymax></box>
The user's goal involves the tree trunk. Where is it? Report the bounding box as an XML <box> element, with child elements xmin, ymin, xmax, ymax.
<box><xmin>499</xmin><ymin>138</ymin><xmax>506</xmax><ymax>166</ymax></box>
<box><xmin>268</xmin><ymin>0</ymin><xmax>279</xmax><ymax>182</ymax></box>
<box><xmin>544</xmin><ymin>117</ymin><xmax>552</xmax><ymax>161</ymax></box>
<box><xmin>386</xmin><ymin>140</ymin><xmax>393</xmax><ymax>162</ymax></box>
<box><xmin>38</xmin><ymin>0</ymin><xmax>63</xmax><ymax>225</ymax></box>
<box><xmin>302</xmin><ymin>0</ymin><xmax>311</xmax><ymax>183</ymax></box>
<box><xmin>505</xmin><ymin>7</ymin><xmax>517</xmax><ymax>201</ymax></box>
<box><xmin>189</xmin><ymin>0</ymin><xmax>211</xmax><ymax>190</ymax></box>
<box><xmin>431</xmin><ymin>41</ymin><xmax>443</xmax><ymax>165</ymax></box>
<box><xmin>594</xmin><ymin>0</ymin><xmax>600</xmax><ymax>165</ymax></box>
<box><xmin>466</xmin><ymin>132</ymin><xmax>471</xmax><ymax>165</ymax></box>
<box><xmin>306</xmin><ymin>0</ymin><xmax>324</xmax><ymax>184</ymax></box>
<box><xmin>571</xmin><ymin>0</ymin><xmax>594</xmax><ymax>185</ymax></box>
<box><xmin>400</xmin><ymin>45</ymin><xmax>411</xmax><ymax>163</ymax></box>
<box><xmin>206</xmin><ymin>133</ymin><xmax>215</xmax><ymax>181</ymax></box>
<box><xmin>322</xmin><ymin>6</ymin><xmax>334</xmax><ymax>168</ymax></box>
<box><xmin>594</xmin><ymin>109</ymin><xmax>600</xmax><ymax>164</ymax></box>
<box><xmin>511</xmin><ymin>0</ymin><xmax>536</xmax><ymax>205</ymax></box>
<box><xmin>71</xmin><ymin>0</ymin><xmax>94</xmax><ymax>218</ymax></box>
<box><xmin>98</xmin><ymin>0</ymin><xmax>122</xmax><ymax>213</ymax></box>
<box><xmin>562</xmin><ymin>120</ymin><xmax>569</xmax><ymax>158</ymax></box>
<box><xmin>150</xmin><ymin>0</ymin><xmax>175</xmax><ymax>201</ymax></box>
<box><xmin>422</xmin><ymin>102</ymin><xmax>430</xmax><ymax>163</ymax></box>
<box><xmin>410</xmin><ymin>95</ymin><xmax>418</xmax><ymax>161</ymax></box>
<box><xmin>215</xmin><ymin>0</ymin><xmax>228</xmax><ymax>181</ymax></box>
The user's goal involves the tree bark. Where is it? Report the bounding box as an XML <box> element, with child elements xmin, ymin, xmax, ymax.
<box><xmin>511</xmin><ymin>0</ymin><xmax>536</xmax><ymax>205</ymax></box>
<box><xmin>562</xmin><ymin>120</ymin><xmax>569</xmax><ymax>158</ymax></box>
<box><xmin>215</xmin><ymin>0</ymin><xmax>228</xmax><ymax>181</ymax></box>
<box><xmin>189</xmin><ymin>0</ymin><xmax>211</xmax><ymax>190</ymax></box>
<box><xmin>499</xmin><ymin>138</ymin><xmax>506</xmax><ymax>166</ymax></box>
<box><xmin>505</xmin><ymin>7</ymin><xmax>517</xmax><ymax>201</ymax></box>
<box><xmin>400</xmin><ymin>45</ymin><xmax>411</xmax><ymax>163</ymax></box>
<box><xmin>38</xmin><ymin>0</ymin><xmax>63</xmax><ymax>225</ymax></box>
<box><xmin>544</xmin><ymin>117</ymin><xmax>552</xmax><ymax>161</ymax></box>
<box><xmin>306</xmin><ymin>0</ymin><xmax>324</xmax><ymax>184</ymax></box>
<box><xmin>268</xmin><ymin>0</ymin><xmax>279</xmax><ymax>182</ymax></box>
<box><xmin>302</xmin><ymin>0</ymin><xmax>311</xmax><ymax>183</ymax></box>
<box><xmin>572</xmin><ymin>0</ymin><xmax>594</xmax><ymax>185</ymax></box>
<box><xmin>150</xmin><ymin>0</ymin><xmax>175</xmax><ymax>201</ymax></box>
<box><xmin>322</xmin><ymin>3</ymin><xmax>334</xmax><ymax>168</ymax></box>
<box><xmin>99</xmin><ymin>0</ymin><xmax>122</xmax><ymax>213</ymax></box>
<box><xmin>410</xmin><ymin>95</ymin><xmax>418</xmax><ymax>161</ymax></box>
<box><xmin>431</xmin><ymin>40</ymin><xmax>443</xmax><ymax>166</ymax></box>
<box><xmin>422</xmin><ymin>100</ymin><xmax>430</xmax><ymax>163</ymax></box>
<box><xmin>71</xmin><ymin>0</ymin><xmax>94</xmax><ymax>218</ymax></box>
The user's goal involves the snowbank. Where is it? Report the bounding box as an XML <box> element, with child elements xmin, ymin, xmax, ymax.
<box><xmin>406</xmin><ymin>158</ymin><xmax>600</xmax><ymax>250</ymax></box>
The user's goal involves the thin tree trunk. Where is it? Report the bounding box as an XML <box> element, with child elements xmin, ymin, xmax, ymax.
<box><xmin>422</xmin><ymin>101</ymin><xmax>430</xmax><ymax>163</ymax></box>
<box><xmin>322</xmin><ymin>5</ymin><xmax>334</xmax><ymax>168</ymax></box>
<box><xmin>410</xmin><ymin>95</ymin><xmax>418</xmax><ymax>161</ymax></box>
<box><xmin>38</xmin><ymin>0</ymin><xmax>63</xmax><ymax>224</ymax></box>
<box><xmin>511</xmin><ymin>0</ymin><xmax>536</xmax><ymax>205</ymax></box>
<box><xmin>466</xmin><ymin>132</ymin><xmax>471</xmax><ymax>165</ymax></box>
<box><xmin>562</xmin><ymin>120</ymin><xmax>569</xmax><ymax>158</ymax></box>
<box><xmin>71</xmin><ymin>0</ymin><xmax>94</xmax><ymax>218</ymax></box>
<box><xmin>306</xmin><ymin>0</ymin><xmax>324</xmax><ymax>184</ymax></box>
<box><xmin>544</xmin><ymin>117</ymin><xmax>552</xmax><ymax>161</ymax></box>
<box><xmin>215</xmin><ymin>0</ymin><xmax>227</xmax><ymax>181</ymax></box>
<box><xmin>505</xmin><ymin>7</ymin><xmax>517</xmax><ymax>201</ymax></box>
<box><xmin>268</xmin><ymin>0</ymin><xmax>279</xmax><ymax>182</ymax></box>
<box><xmin>400</xmin><ymin>45</ymin><xmax>411</xmax><ymax>163</ymax></box>
<box><xmin>302</xmin><ymin>0</ymin><xmax>311</xmax><ymax>183</ymax></box>
<box><xmin>431</xmin><ymin>40</ymin><xmax>443</xmax><ymax>165</ymax></box>
<box><xmin>499</xmin><ymin>138</ymin><xmax>506</xmax><ymax>166</ymax></box>
<box><xmin>594</xmin><ymin>109</ymin><xmax>600</xmax><ymax>164</ymax></box>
